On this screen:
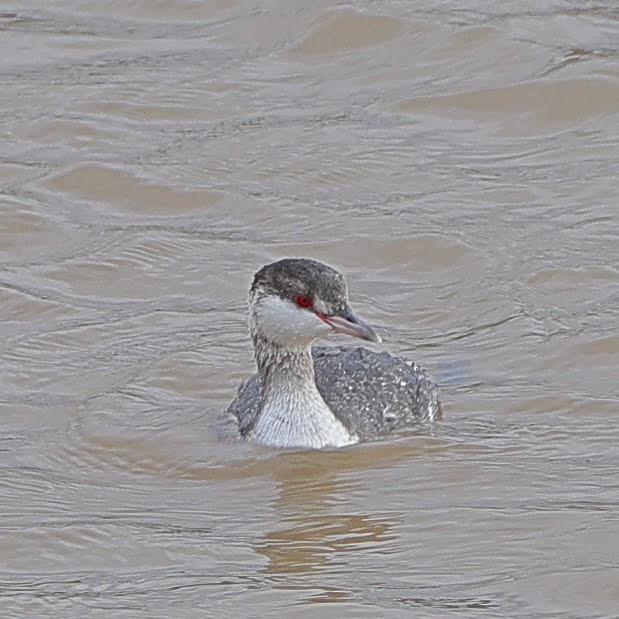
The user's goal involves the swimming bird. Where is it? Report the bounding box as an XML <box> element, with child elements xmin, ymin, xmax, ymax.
<box><xmin>227</xmin><ymin>258</ymin><xmax>441</xmax><ymax>449</ymax></box>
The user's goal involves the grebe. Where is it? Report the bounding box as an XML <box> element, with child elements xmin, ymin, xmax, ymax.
<box><xmin>227</xmin><ymin>258</ymin><xmax>440</xmax><ymax>449</ymax></box>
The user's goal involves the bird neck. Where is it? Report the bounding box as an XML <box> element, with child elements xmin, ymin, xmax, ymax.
<box><xmin>249</xmin><ymin>336</ymin><xmax>356</xmax><ymax>449</ymax></box>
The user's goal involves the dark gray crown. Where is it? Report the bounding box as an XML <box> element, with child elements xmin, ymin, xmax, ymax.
<box><xmin>251</xmin><ymin>258</ymin><xmax>349</xmax><ymax>313</ymax></box>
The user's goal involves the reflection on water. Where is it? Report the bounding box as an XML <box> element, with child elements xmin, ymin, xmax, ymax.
<box><xmin>1</xmin><ymin>1</ymin><xmax>618</xmax><ymax>617</ymax></box>
<box><xmin>257</xmin><ymin>464</ymin><xmax>398</xmax><ymax>577</ymax></box>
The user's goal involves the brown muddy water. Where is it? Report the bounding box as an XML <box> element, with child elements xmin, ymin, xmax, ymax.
<box><xmin>1</xmin><ymin>2</ymin><xmax>618</xmax><ymax>618</ymax></box>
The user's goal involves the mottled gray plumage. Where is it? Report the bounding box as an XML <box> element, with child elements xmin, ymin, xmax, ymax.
<box><xmin>227</xmin><ymin>258</ymin><xmax>441</xmax><ymax>449</ymax></box>
<box><xmin>229</xmin><ymin>345</ymin><xmax>441</xmax><ymax>440</ymax></box>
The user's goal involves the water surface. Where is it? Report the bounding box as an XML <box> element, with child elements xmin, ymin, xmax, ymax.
<box><xmin>1</xmin><ymin>2</ymin><xmax>618</xmax><ymax>617</ymax></box>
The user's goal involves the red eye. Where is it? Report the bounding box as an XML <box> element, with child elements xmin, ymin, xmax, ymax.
<box><xmin>295</xmin><ymin>295</ymin><xmax>313</xmax><ymax>309</ymax></box>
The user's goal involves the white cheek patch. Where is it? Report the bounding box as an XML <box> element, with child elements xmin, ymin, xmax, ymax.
<box><xmin>254</xmin><ymin>296</ymin><xmax>331</xmax><ymax>346</ymax></box>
